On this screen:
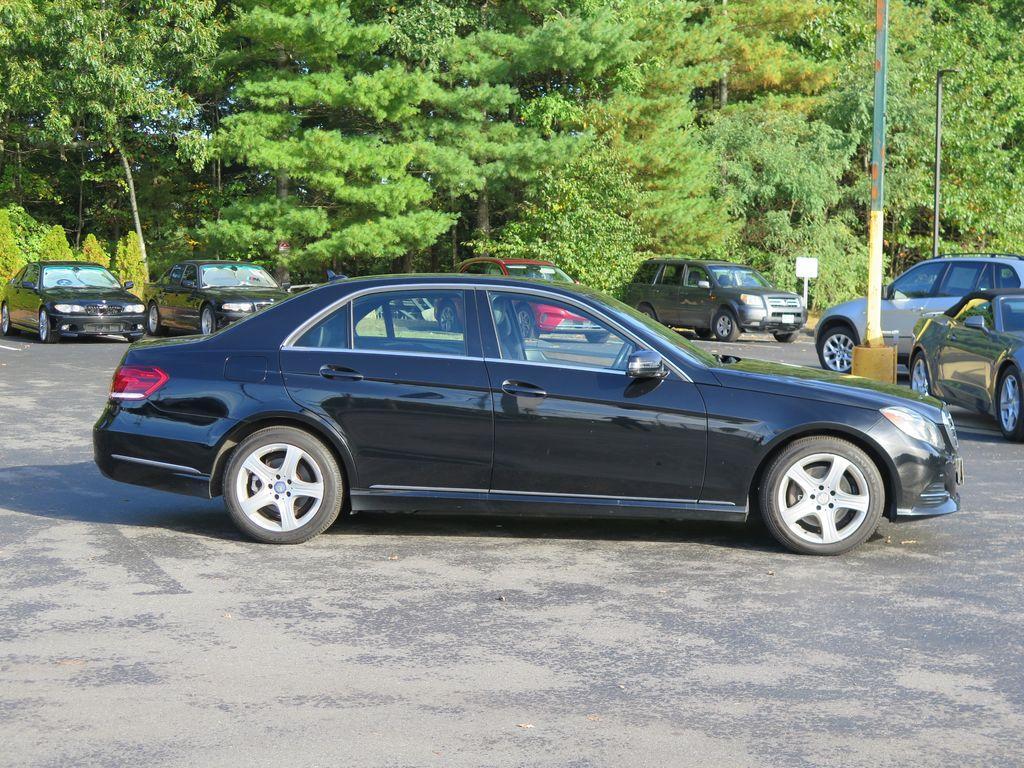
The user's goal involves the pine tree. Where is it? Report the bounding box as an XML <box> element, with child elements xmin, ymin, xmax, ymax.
<box><xmin>0</xmin><ymin>209</ymin><xmax>24</xmax><ymax>282</ymax></box>
<box><xmin>37</xmin><ymin>225</ymin><xmax>74</xmax><ymax>262</ymax></box>
<box><xmin>201</xmin><ymin>0</ymin><xmax>452</xmax><ymax>276</ymax></box>
<box><xmin>81</xmin><ymin>234</ymin><xmax>110</xmax><ymax>267</ymax></box>
<box><xmin>111</xmin><ymin>233</ymin><xmax>148</xmax><ymax>296</ymax></box>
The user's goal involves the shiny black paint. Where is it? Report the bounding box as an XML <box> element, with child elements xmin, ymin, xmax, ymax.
<box><xmin>94</xmin><ymin>275</ymin><xmax>960</xmax><ymax>526</ymax></box>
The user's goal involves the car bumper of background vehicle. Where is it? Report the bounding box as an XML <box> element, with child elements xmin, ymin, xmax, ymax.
<box><xmin>737</xmin><ymin>306</ymin><xmax>806</xmax><ymax>332</ymax></box>
<box><xmin>215</xmin><ymin>310</ymin><xmax>251</xmax><ymax>326</ymax></box>
<box><xmin>53</xmin><ymin>313</ymin><xmax>146</xmax><ymax>336</ymax></box>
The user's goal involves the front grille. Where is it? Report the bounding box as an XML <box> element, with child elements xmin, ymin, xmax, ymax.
<box><xmin>766</xmin><ymin>296</ymin><xmax>800</xmax><ymax>308</ymax></box>
<box><xmin>85</xmin><ymin>305</ymin><xmax>122</xmax><ymax>316</ymax></box>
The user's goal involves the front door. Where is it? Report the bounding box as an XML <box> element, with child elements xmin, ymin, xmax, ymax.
<box><xmin>281</xmin><ymin>288</ymin><xmax>493</xmax><ymax>491</ymax></box>
<box><xmin>482</xmin><ymin>290</ymin><xmax>707</xmax><ymax>507</ymax></box>
<box><xmin>176</xmin><ymin>263</ymin><xmax>201</xmax><ymax>330</ymax></box>
<box><xmin>937</xmin><ymin>299</ymin><xmax>999</xmax><ymax>411</ymax></box>
<box><xmin>14</xmin><ymin>264</ymin><xmax>40</xmax><ymax>326</ymax></box>
<box><xmin>679</xmin><ymin>264</ymin><xmax>712</xmax><ymax>329</ymax></box>
<box><xmin>650</xmin><ymin>263</ymin><xmax>685</xmax><ymax>325</ymax></box>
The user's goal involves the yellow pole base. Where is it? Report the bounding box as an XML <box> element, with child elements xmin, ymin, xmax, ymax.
<box><xmin>851</xmin><ymin>345</ymin><xmax>897</xmax><ymax>384</ymax></box>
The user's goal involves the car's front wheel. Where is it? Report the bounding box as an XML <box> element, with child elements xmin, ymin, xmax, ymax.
<box><xmin>910</xmin><ymin>352</ymin><xmax>932</xmax><ymax>396</ymax></box>
<box><xmin>997</xmin><ymin>365</ymin><xmax>1024</xmax><ymax>442</ymax></box>
<box><xmin>224</xmin><ymin>426</ymin><xmax>344</xmax><ymax>544</ymax></box>
<box><xmin>38</xmin><ymin>309</ymin><xmax>58</xmax><ymax>344</ymax></box>
<box><xmin>516</xmin><ymin>306</ymin><xmax>536</xmax><ymax>338</ymax></box>
<box><xmin>712</xmin><ymin>308</ymin><xmax>740</xmax><ymax>342</ymax></box>
<box><xmin>760</xmin><ymin>436</ymin><xmax>884</xmax><ymax>555</ymax></box>
<box><xmin>817</xmin><ymin>324</ymin><xmax>856</xmax><ymax>373</ymax></box>
<box><xmin>773</xmin><ymin>331</ymin><xmax>800</xmax><ymax>343</ymax></box>
<box><xmin>1</xmin><ymin>302</ymin><xmax>14</xmax><ymax>336</ymax></box>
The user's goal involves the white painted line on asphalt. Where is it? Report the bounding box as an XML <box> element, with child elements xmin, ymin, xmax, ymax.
<box><xmin>0</xmin><ymin>343</ymin><xmax>22</xmax><ymax>351</ymax></box>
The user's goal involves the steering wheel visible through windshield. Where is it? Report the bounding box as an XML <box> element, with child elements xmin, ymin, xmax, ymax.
<box><xmin>707</xmin><ymin>265</ymin><xmax>771</xmax><ymax>289</ymax></box>
<box><xmin>200</xmin><ymin>264</ymin><xmax>279</xmax><ymax>289</ymax></box>
<box><xmin>41</xmin><ymin>265</ymin><xmax>121</xmax><ymax>289</ymax></box>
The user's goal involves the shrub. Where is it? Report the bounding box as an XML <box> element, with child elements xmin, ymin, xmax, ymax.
<box><xmin>0</xmin><ymin>209</ymin><xmax>24</xmax><ymax>282</ymax></box>
<box><xmin>111</xmin><ymin>232</ymin><xmax>148</xmax><ymax>296</ymax></box>
<box><xmin>81</xmin><ymin>233</ymin><xmax>110</xmax><ymax>267</ymax></box>
<box><xmin>37</xmin><ymin>225</ymin><xmax>74</xmax><ymax>263</ymax></box>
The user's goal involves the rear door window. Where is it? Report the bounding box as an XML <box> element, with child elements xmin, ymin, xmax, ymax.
<box><xmin>657</xmin><ymin>264</ymin><xmax>685</xmax><ymax>286</ymax></box>
<box><xmin>995</xmin><ymin>264</ymin><xmax>1021</xmax><ymax>288</ymax></box>
<box><xmin>352</xmin><ymin>290</ymin><xmax>469</xmax><ymax>357</ymax></box>
<box><xmin>168</xmin><ymin>265</ymin><xmax>184</xmax><ymax>284</ymax></box>
<box><xmin>632</xmin><ymin>261</ymin><xmax>659</xmax><ymax>284</ymax></box>
<box><xmin>937</xmin><ymin>262</ymin><xmax>984</xmax><ymax>297</ymax></box>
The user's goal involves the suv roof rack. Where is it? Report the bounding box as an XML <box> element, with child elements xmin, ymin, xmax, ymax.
<box><xmin>937</xmin><ymin>252</ymin><xmax>1024</xmax><ymax>260</ymax></box>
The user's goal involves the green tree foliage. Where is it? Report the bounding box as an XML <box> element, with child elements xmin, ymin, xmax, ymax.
<box><xmin>36</xmin><ymin>225</ymin><xmax>74</xmax><ymax>263</ymax></box>
<box><xmin>0</xmin><ymin>209</ymin><xmax>24</xmax><ymax>281</ymax></box>
<box><xmin>81</xmin><ymin>233</ymin><xmax>109</xmax><ymax>267</ymax></box>
<box><xmin>111</xmin><ymin>233</ymin><xmax>148</xmax><ymax>296</ymax></box>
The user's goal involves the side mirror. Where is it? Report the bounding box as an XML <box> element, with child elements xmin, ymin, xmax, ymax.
<box><xmin>181</xmin><ymin>278</ymin><xmax>196</xmax><ymax>289</ymax></box>
<box><xmin>22</xmin><ymin>280</ymin><xmax>36</xmax><ymax>290</ymax></box>
<box><xmin>281</xmin><ymin>282</ymin><xmax>292</xmax><ymax>291</ymax></box>
<box><xmin>964</xmin><ymin>315</ymin><xmax>987</xmax><ymax>331</ymax></box>
<box><xmin>882</xmin><ymin>283</ymin><xmax>894</xmax><ymax>300</ymax></box>
<box><xmin>124</xmin><ymin>280</ymin><xmax>134</xmax><ymax>290</ymax></box>
<box><xmin>697</xmin><ymin>280</ymin><xmax>711</xmax><ymax>290</ymax></box>
<box><xmin>627</xmin><ymin>349</ymin><xmax>668</xmax><ymax>379</ymax></box>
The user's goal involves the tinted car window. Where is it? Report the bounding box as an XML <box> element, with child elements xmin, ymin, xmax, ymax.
<box><xmin>462</xmin><ymin>262</ymin><xmax>487</xmax><ymax>274</ymax></box>
<box><xmin>353</xmin><ymin>290</ymin><xmax>467</xmax><ymax>357</ymax></box>
<box><xmin>891</xmin><ymin>262</ymin><xmax>946</xmax><ymax>299</ymax></box>
<box><xmin>23</xmin><ymin>264</ymin><xmax>39</xmax><ymax>286</ymax></box>
<box><xmin>1001</xmin><ymin>298</ymin><xmax>1024</xmax><ymax>332</ymax></box>
<box><xmin>10</xmin><ymin>266</ymin><xmax>26</xmax><ymax>285</ymax></box>
<box><xmin>685</xmin><ymin>265</ymin><xmax>710</xmax><ymax>287</ymax></box>
<box><xmin>658</xmin><ymin>264</ymin><xmax>685</xmax><ymax>286</ymax></box>
<box><xmin>295</xmin><ymin>305</ymin><xmax>351</xmax><ymax>349</ymax></box>
<box><xmin>632</xmin><ymin>261</ymin><xmax>659</xmax><ymax>284</ymax></box>
<box><xmin>168</xmin><ymin>265</ymin><xmax>184</xmax><ymax>283</ymax></box>
<box><xmin>937</xmin><ymin>263</ymin><xmax>984</xmax><ymax>297</ymax></box>
<box><xmin>995</xmin><ymin>264</ymin><xmax>1021</xmax><ymax>288</ymax></box>
<box><xmin>488</xmin><ymin>292</ymin><xmax>633</xmax><ymax>371</ymax></box>
<box><xmin>182</xmin><ymin>264</ymin><xmax>197</xmax><ymax>284</ymax></box>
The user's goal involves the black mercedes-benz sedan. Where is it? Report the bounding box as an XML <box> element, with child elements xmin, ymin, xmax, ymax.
<box><xmin>144</xmin><ymin>260</ymin><xmax>289</xmax><ymax>336</ymax></box>
<box><xmin>94</xmin><ymin>275</ymin><xmax>963</xmax><ymax>554</ymax></box>
<box><xmin>2</xmin><ymin>261</ymin><xmax>146</xmax><ymax>343</ymax></box>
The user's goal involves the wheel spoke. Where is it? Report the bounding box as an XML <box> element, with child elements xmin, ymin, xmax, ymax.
<box><xmin>786</xmin><ymin>465</ymin><xmax>818</xmax><ymax>495</ymax></box>
<box><xmin>276</xmin><ymin>496</ymin><xmax>298</xmax><ymax>531</ymax></box>
<box><xmin>823</xmin><ymin>456</ymin><xmax>851</xmax><ymax>492</ymax></box>
<box><xmin>240</xmin><ymin>487</ymin><xmax>275</xmax><ymax>517</ymax></box>
<box><xmin>280</xmin><ymin>445</ymin><xmax>302</xmax><ymax>480</ymax></box>
<box><xmin>815</xmin><ymin>508</ymin><xmax>841</xmax><ymax>544</ymax></box>
<box><xmin>833</xmin><ymin>490</ymin><xmax>869</xmax><ymax>513</ymax></box>
<box><xmin>289</xmin><ymin>478</ymin><xmax>324</xmax><ymax>501</ymax></box>
<box><xmin>781</xmin><ymin>498</ymin><xmax>816</xmax><ymax>526</ymax></box>
<box><xmin>242</xmin><ymin>454</ymin><xmax>274</xmax><ymax>484</ymax></box>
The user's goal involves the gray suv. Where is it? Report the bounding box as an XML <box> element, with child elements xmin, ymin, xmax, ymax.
<box><xmin>815</xmin><ymin>254</ymin><xmax>1024</xmax><ymax>373</ymax></box>
<box><xmin>622</xmin><ymin>259</ymin><xmax>806</xmax><ymax>342</ymax></box>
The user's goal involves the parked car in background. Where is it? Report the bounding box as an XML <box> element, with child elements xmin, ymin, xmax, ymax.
<box><xmin>95</xmin><ymin>275</ymin><xmax>961</xmax><ymax>555</ymax></box>
<box><xmin>1</xmin><ymin>261</ymin><xmax>146</xmax><ymax>344</ymax></box>
<box><xmin>145</xmin><ymin>260</ymin><xmax>290</xmax><ymax>336</ymax></box>
<box><xmin>622</xmin><ymin>259</ymin><xmax>806</xmax><ymax>342</ymax></box>
<box><xmin>456</xmin><ymin>256</ymin><xmax>575</xmax><ymax>283</ymax></box>
<box><xmin>816</xmin><ymin>254</ymin><xmax>1024</xmax><ymax>373</ymax></box>
<box><xmin>910</xmin><ymin>288</ymin><xmax>1024</xmax><ymax>441</ymax></box>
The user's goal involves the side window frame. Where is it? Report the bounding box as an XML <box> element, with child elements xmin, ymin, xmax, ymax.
<box><xmin>891</xmin><ymin>261</ymin><xmax>948</xmax><ymax>299</ymax></box>
<box><xmin>936</xmin><ymin>261</ymin><xmax>985</xmax><ymax>298</ymax></box>
<box><xmin>168</xmin><ymin>264</ymin><xmax>184</xmax><ymax>285</ymax></box>
<box><xmin>24</xmin><ymin>264</ymin><xmax>40</xmax><ymax>287</ymax></box>
<box><xmin>181</xmin><ymin>264</ymin><xmax>197</xmax><ymax>286</ymax></box>
<box><xmin>685</xmin><ymin>265</ymin><xmax>709</xmax><ymax>288</ymax></box>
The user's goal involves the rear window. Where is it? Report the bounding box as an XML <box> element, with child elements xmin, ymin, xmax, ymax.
<box><xmin>631</xmin><ymin>261</ymin><xmax>659</xmax><ymax>285</ymax></box>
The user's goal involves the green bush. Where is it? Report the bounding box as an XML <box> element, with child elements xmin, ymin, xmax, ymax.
<box><xmin>81</xmin><ymin>233</ymin><xmax>110</xmax><ymax>267</ymax></box>
<box><xmin>0</xmin><ymin>209</ymin><xmax>24</xmax><ymax>282</ymax></box>
<box><xmin>36</xmin><ymin>225</ymin><xmax>74</xmax><ymax>262</ymax></box>
<box><xmin>111</xmin><ymin>232</ymin><xmax>148</xmax><ymax>296</ymax></box>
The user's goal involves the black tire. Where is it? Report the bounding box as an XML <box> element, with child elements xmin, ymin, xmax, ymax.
<box><xmin>38</xmin><ymin>309</ymin><xmax>59</xmax><ymax>344</ymax></box>
<box><xmin>637</xmin><ymin>303</ymin><xmax>658</xmax><ymax>321</ymax></box>
<box><xmin>712</xmin><ymin>308</ymin><xmax>740</xmax><ymax>342</ymax></box>
<box><xmin>200</xmin><ymin>304</ymin><xmax>217</xmax><ymax>335</ymax></box>
<box><xmin>585</xmin><ymin>331</ymin><xmax>610</xmax><ymax>343</ymax></box>
<box><xmin>909</xmin><ymin>351</ymin><xmax>932</xmax><ymax>397</ymax></box>
<box><xmin>515</xmin><ymin>306</ymin><xmax>536</xmax><ymax>338</ymax></box>
<box><xmin>694</xmin><ymin>328</ymin><xmax>714</xmax><ymax>340</ymax></box>
<box><xmin>224</xmin><ymin>426</ymin><xmax>344</xmax><ymax>544</ymax></box>
<box><xmin>1</xmin><ymin>302</ymin><xmax>15</xmax><ymax>336</ymax></box>
<box><xmin>125</xmin><ymin>333</ymin><xmax>144</xmax><ymax>343</ymax></box>
<box><xmin>436</xmin><ymin>301</ymin><xmax>460</xmax><ymax>333</ymax></box>
<box><xmin>146</xmin><ymin>302</ymin><xmax>166</xmax><ymax>336</ymax></box>
<box><xmin>773</xmin><ymin>331</ymin><xmax>800</xmax><ymax>343</ymax></box>
<box><xmin>996</xmin><ymin>365</ymin><xmax>1024</xmax><ymax>442</ymax></box>
<box><xmin>816</xmin><ymin>323</ymin><xmax>856</xmax><ymax>374</ymax></box>
<box><xmin>759</xmin><ymin>436</ymin><xmax>885</xmax><ymax>555</ymax></box>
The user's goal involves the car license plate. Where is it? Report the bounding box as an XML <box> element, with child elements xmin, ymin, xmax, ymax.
<box><xmin>955</xmin><ymin>457</ymin><xmax>965</xmax><ymax>486</ymax></box>
<box><xmin>782</xmin><ymin>314</ymin><xmax>795</xmax><ymax>324</ymax></box>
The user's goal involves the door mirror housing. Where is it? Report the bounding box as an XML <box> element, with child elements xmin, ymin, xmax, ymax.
<box><xmin>964</xmin><ymin>314</ymin><xmax>988</xmax><ymax>331</ymax></box>
<box><xmin>123</xmin><ymin>280</ymin><xmax>134</xmax><ymax>290</ymax></box>
<box><xmin>281</xmin><ymin>281</ymin><xmax>292</xmax><ymax>291</ymax></box>
<box><xmin>21</xmin><ymin>280</ymin><xmax>36</xmax><ymax>291</ymax></box>
<box><xmin>882</xmin><ymin>283</ymin><xmax>894</xmax><ymax>300</ymax></box>
<box><xmin>627</xmin><ymin>349</ymin><xmax>668</xmax><ymax>379</ymax></box>
<box><xmin>696</xmin><ymin>280</ymin><xmax>711</xmax><ymax>290</ymax></box>
<box><xmin>181</xmin><ymin>278</ymin><xmax>196</xmax><ymax>289</ymax></box>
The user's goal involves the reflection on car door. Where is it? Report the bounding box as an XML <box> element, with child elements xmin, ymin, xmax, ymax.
<box><xmin>678</xmin><ymin>264</ymin><xmax>712</xmax><ymax>329</ymax></box>
<box><xmin>178</xmin><ymin>264</ymin><xmax>201</xmax><ymax>330</ymax></box>
<box><xmin>651</xmin><ymin>263</ymin><xmax>685</xmax><ymax>325</ymax></box>
<box><xmin>156</xmin><ymin>264</ymin><xmax>184</xmax><ymax>329</ymax></box>
<box><xmin>936</xmin><ymin>300</ymin><xmax>1001</xmax><ymax>411</ymax></box>
<box><xmin>15</xmin><ymin>264</ymin><xmax>40</xmax><ymax>326</ymax></box>
<box><xmin>281</xmin><ymin>288</ymin><xmax>494</xmax><ymax>492</ymax></box>
<box><xmin>482</xmin><ymin>290</ymin><xmax>707</xmax><ymax>508</ymax></box>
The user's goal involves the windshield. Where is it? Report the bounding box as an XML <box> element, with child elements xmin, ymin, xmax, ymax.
<box><xmin>600</xmin><ymin>294</ymin><xmax>719</xmax><ymax>367</ymax></box>
<box><xmin>41</xmin><ymin>265</ymin><xmax>120</xmax><ymax>290</ymax></box>
<box><xmin>200</xmin><ymin>264</ymin><xmax>278</xmax><ymax>289</ymax></box>
<box><xmin>505</xmin><ymin>263</ymin><xmax>574</xmax><ymax>283</ymax></box>
<box><xmin>707</xmin><ymin>265</ymin><xmax>771</xmax><ymax>289</ymax></box>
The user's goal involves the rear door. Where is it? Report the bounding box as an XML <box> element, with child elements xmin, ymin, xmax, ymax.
<box><xmin>177</xmin><ymin>264</ymin><xmax>201</xmax><ymax>330</ymax></box>
<box><xmin>281</xmin><ymin>287</ymin><xmax>493</xmax><ymax>492</ymax></box>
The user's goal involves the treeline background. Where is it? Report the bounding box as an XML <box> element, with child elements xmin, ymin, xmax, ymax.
<box><xmin>1</xmin><ymin>0</ymin><xmax>1022</xmax><ymax>306</ymax></box>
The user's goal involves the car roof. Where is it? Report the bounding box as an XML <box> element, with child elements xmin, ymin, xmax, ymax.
<box><xmin>461</xmin><ymin>257</ymin><xmax>556</xmax><ymax>266</ymax></box>
<box><xmin>944</xmin><ymin>288</ymin><xmax>1024</xmax><ymax>317</ymax></box>
<box><xmin>933</xmin><ymin>253</ymin><xmax>1024</xmax><ymax>261</ymax></box>
<box><xmin>176</xmin><ymin>260</ymin><xmax>263</xmax><ymax>267</ymax></box>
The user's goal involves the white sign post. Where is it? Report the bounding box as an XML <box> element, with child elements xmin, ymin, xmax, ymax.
<box><xmin>795</xmin><ymin>256</ymin><xmax>819</xmax><ymax>307</ymax></box>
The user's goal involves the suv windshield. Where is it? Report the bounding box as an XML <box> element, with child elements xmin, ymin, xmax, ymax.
<box><xmin>505</xmin><ymin>263</ymin><xmax>573</xmax><ymax>283</ymax></box>
<box><xmin>41</xmin><ymin>265</ymin><xmax>120</xmax><ymax>289</ymax></box>
<box><xmin>200</xmin><ymin>264</ymin><xmax>278</xmax><ymax>289</ymax></box>
<box><xmin>707</xmin><ymin>265</ymin><xmax>771</xmax><ymax>288</ymax></box>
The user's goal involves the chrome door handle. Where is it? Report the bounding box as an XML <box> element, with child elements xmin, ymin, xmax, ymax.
<box><xmin>501</xmin><ymin>380</ymin><xmax>547</xmax><ymax>398</ymax></box>
<box><xmin>319</xmin><ymin>364</ymin><xmax>364</xmax><ymax>381</ymax></box>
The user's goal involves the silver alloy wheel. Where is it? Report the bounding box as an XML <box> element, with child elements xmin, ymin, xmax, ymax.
<box><xmin>1</xmin><ymin>303</ymin><xmax>8</xmax><ymax>334</ymax></box>
<box><xmin>517</xmin><ymin>308</ymin><xmax>534</xmax><ymax>338</ymax></box>
<box><xmin>716</xmin><ymin>314</ymin><xmax>733</xmax><ymax>338</ymax></box>
<box><xmin>148</xmin><ymin>304</ymin><xmax>159</xmax><ymax>334</ymax></box>
<box><xmin>201</xmin><ymin>306</ymin><xmax>215</xmax><ymax>335</ymax></box>
<box><xmin>776</xmin><ymin>452</ymin><xmax>871</xmax><ymax>545</ymax></box>
<box><xmin>38</xmin><ymin>310</ymin><xmax>48</xmax><ymax>341</ymax></box>
<box><xmin>911</xmin><ymin>357</ymin><xmax>930</xmax><ymax>395</ymax></box>
<box><xmin>1000</xmin><ymin>375</ymin><xmax>1020</xmax><ymax>432</ymax></box>
<box><xmin>234</xmin><ymin>442</ymin><xmax>325</xmax><ymax>533</ymax></box>
<box><xmin>822</xmin><ymin>331</ymin><xmax>854</xmax><ymax>372</ymax></box>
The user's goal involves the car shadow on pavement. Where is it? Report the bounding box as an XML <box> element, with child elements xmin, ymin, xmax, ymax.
<box><xmin>0</xmin><ymin>461</ymin><xmax>788</xmax><ymax>552</ymax></box>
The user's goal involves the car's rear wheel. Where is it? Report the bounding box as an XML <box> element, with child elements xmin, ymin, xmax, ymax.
<box><xmin>637</xmin><ymin>303</ymin><xmax>658</xmax><ymax>321</ymax></box>
<box><xmin>200</xmin><ymin>304</ymin><xmax>217</xmax><ymax>335</ymax></box>
<box><xmin>224</xmin><ymin>426</ymin><xmax>344</xmax><ymax>544</ymax></box>
<box><xmin>773</xmin><ymin>331</ymin><xmax>800</xmax><ymax>343</ymax></box>
<box><xmin>38</xmin><ymin>309</ymin><xmax>58</xmax><ymax>344</ymax></box>
<box><xmin>760</xmin><ymin>436</ymin><xmax>884</xmax><ymax>555</ymax></box>
<box><xmin>1</xmin><ymin>302</ymin><xmax>14</xmax><ymax>336</ymax></box>
<box><xmin>694</xmin><ymin>328</ymin><xmax>713</xmax><ymax>339</ymax></box>
<box><xmin>147</xmin><ymin>303</ymin><xmax>165</xmax><ymax>336</ymax></box>
<box><xmin>910</xmin><ymin>352</ymin><xmax>932</xmax><ymax>396</ymax></box>
<box><xmin>817</xmin><ymin>324</ymin><xmax>856</xmax><ymax>373</ymax></box>
<box><xmin>712</xmin><ymin>308</ymin><xmax>740</xmax><ymax>342</ymax></box>
<box><xmin>997</xmin><ymin>365</ymin><xmax>1024</xmax><ymax>442</ymax></box>
<box><xmin>516</xmin><ymin>306</ymin><xmax>536</xmax><ymax>338</ymax></box>
<box><xmin>436</xmin><ymin>302</ymin><xmax>460</xmax><ymax>333</ymax></box>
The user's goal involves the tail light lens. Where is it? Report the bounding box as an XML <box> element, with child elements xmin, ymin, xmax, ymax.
<box><xmin>110</xmin><ymin>365</ymin><xmax>169</xmax><ymax>400</ymax></box>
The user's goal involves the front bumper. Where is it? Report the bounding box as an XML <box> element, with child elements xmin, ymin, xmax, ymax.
<box><xmin>53</xmin><ymin>313</ymin><xmax>146</xmax><ymax>337</ymax></box>
<box><xmin>737</xmin><ymin>305</ymin><xmax>806</xmax><ymax>332</ymax></box>
<box><xmin>216</xmin><ymin>310</ymin><xmax>251</xmax><ymax>326</ymax></box>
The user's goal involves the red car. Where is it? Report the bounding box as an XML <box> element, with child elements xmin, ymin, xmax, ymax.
<box><xmin>455</xmin><ymin>257</ymin><xmax>607</xmax><ymax>341</ymax></box>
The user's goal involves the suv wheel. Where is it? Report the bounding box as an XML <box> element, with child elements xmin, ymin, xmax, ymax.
<box><xmin>817</xmin><ymin>324</ymin><xmax>856</xmax><ymax>373</ymax></box>
<box><xmin>637</xmin><ymin>303</ymin><xmax>658</xmax><ymax>321</ymax></box>
<box><xmin>773</xmin><ymin>331</ymin><xmax>800</xmax><ymax>343</ymax></box>
<box><xmin>712</xmin><ymin>309</ymin><xmax>740</xmax><ymax>342</ymax></box>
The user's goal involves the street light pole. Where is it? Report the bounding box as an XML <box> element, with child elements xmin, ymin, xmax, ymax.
<box><xmin>933</xmin><ymin>68</ymin><xmax>958</xmax><ymax>260</ymax></box>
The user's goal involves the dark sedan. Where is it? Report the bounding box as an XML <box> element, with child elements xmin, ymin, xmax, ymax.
<box><xmin>144</xmin><ymin>260</ymin><xmax>289</xmax><ymax>336</ymax></box>
<box><xmin>94</xmin><ymin>276</ymin><xmax>962</xmax><ymax>554</ymax></box>
<box><xmin>911</xmin><ymin>288</ymin><xmax>1024</xmax><ymax>440</ymax></box>
<box><xmin>2</xmin><ymin>261</ymin><xmax>146</xmax><ymax>343</ymax></box>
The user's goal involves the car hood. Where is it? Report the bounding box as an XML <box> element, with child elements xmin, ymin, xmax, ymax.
<box><xmin>43</xmin><ymin>287</ymin><xmax>141</xmax><ymax>304</ymax></box>
<box><xmin>709</xmin><ymin>357</ymin><xmax>945</xmax><ymax>419</ymax></box>
<box><xmin>204</xmin><ymin>286</ymin><xmax>288</xmax><ymax>302</ymax></box>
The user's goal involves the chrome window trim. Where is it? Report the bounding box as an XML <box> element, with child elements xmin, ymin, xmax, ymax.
<box><xmin>369</xmin><ymin>484</ymin><xmax>489</xmax><ymax>493</ymax></box>
<box><xmin>484</xmin><ymin>357</ymin><xmax>628</xmax><ymax>377</ymax></box>
<box><xmin>287</xmin><ymin>345</ymin><xmax>481</xmax><ymax>363</ymax></box>
<box><xmin>111</xmin><ymin>454</ymin><xmax>203</xmax><ymax>475</ymax></box>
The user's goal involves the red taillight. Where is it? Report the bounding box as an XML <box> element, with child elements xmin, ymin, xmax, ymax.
<box><xmin>110</xmin><ymin>366</ymin><xmax>169</xmax><ymax>401</ymax></box>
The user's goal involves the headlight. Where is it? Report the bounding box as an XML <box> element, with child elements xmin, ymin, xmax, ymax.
<box><xmin>881</xmin><ymin>406</ymin><xmax>944</xmax><ymax>447</ymax></box>
<box><xmin>54</xmin><ymin>304</ymin><xmax>85</xmax><ymax>313</ymax></box>
<box><xmin>941</xmin><ymin>407</ymin><xmax>959</xmax><ymax>450</ymax></box>
<box><xmin>739</xmin><ymin>294</ymin><xmax>764</xmax><ymax>307</ymax></box>
<box><xmin>221</xmin><ymin>302</ymin><xmax>254</xmax><ymax>312</ymax></box>
<box><xmin>125</xmin><ymin>303</ymin><xmax>145</xmax><ymax>313</ymax></box>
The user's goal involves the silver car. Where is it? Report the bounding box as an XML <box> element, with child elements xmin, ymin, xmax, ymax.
<box><xmin>815</xmin><ymin>254</ymin><xmax>1024</xmax><ymax>373</ymax></box>
<box><xmin>910</xmin><ymin>288</ymin><xmax>1024</xmax><ymax>441</ymax></box>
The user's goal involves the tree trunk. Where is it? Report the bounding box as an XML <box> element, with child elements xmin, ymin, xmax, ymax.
<box><xmin>719</xmin><ymin>0</ymin><xmax>729</xmax><ymax>108</ymax></box>
<box><xmin>476</xmin><ymin>184</ymin><xmax>491</xmax><ymax>255</ymax></box>
<box><xmin>75</xmin><ymin>161</ymin><xmax>84</xmax><ymax>248</ymax></box>
<box><xmin>118</xmin><ymin>148</ymin><xmax>147</xmax><ymax>264</ymax></box>
<box><xmin>275</xmin><ymin>169</ymin><xmax>291</xmax><ymax>285</ymax></box>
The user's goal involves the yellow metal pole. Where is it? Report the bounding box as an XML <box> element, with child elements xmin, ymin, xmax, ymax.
<box><xmin>865</xmin><ymin>210</ymin><xmax>884</xmax><ymax>347</ymax></box>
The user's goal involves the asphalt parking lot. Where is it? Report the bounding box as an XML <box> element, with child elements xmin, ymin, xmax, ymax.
<box><xmin>1</xmin><ymin>331</ymin><xmax>1022</xmax><ymax>767</ymax></box>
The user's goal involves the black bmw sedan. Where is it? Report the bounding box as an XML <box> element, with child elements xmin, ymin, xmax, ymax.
<box><xmin>2</xmin><ymin>261</ymin><xmax>146</xmax><ymax>343</ymax></box>
<box><xmin>93</xmin><ymin>276</ymin><xmax>962</xmax><ymax>554</ymax></box>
